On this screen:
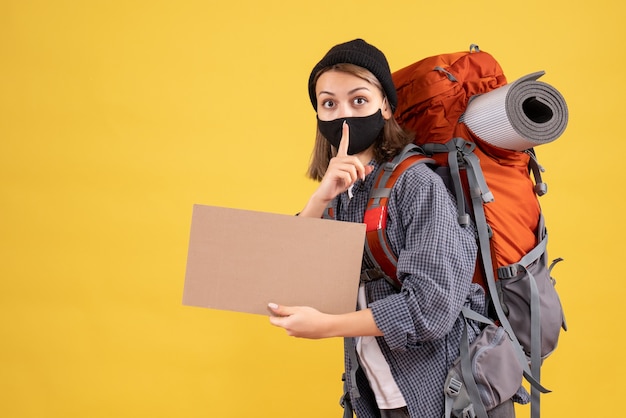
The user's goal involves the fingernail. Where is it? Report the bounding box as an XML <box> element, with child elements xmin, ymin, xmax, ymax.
<box><xmin>268</xmin><ymin>302</ymin><xmax>278</xmax><ymax>309</ymax></box>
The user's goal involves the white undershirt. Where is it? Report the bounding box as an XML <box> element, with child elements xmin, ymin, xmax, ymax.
<box><xmin>356</xmin><ymin>285</ymin><xmax>407</xmax><ymax>409</ymax></box>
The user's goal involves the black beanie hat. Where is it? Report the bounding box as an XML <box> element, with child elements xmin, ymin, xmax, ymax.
<box><xmin>308</xmin><ymin>39</ymin><xmax>397</xmax><ymax>113</ymax></box>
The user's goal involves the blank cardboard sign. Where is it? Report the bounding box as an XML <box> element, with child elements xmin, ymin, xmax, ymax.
<box><xmin>182</xmin><ymin>204</ymin><xmax>365</xmax><ymax>316</ymax></box>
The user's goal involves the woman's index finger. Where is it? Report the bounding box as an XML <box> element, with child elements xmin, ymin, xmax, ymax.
<box><xmin>337</xmin><ymin>120</ymin><xmax>349</xmax><ymax>156</ymax></box>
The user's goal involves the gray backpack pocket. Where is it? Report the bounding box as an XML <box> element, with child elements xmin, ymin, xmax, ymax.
<box><xmin>497</xmin><ymin>248</ymin><xmax>566</xmax><ymax>360</ymax></box>
<box><xmin>444</xmin><ymin>311</ymin><xmax>524</xmax><ymax>418</ymax></box>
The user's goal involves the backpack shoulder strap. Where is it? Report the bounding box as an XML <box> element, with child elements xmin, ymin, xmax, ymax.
<box><xmin>363</xmin><ymin>144</ymin><xmax>433</xmax><ymax>289</ymax></box>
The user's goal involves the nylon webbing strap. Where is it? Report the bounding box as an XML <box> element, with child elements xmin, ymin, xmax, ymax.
<box><xmin>497</xmin><ymin>236</ymin><xmax>547</xmax><ymax>279</ymax></box>
<box><xmin>461</xmin><ymin>305</ymin><xmax>493</xmax><ymax>325</ymax></box>
<box><xmin>464</xmin><ymin>155</ymin><xmax>549</xmax><ymax>418</ymax></box>
<box><xmin>340</xmin><ymin>372</ymin><xmax>353</xmax><ymax>418</ymax></box>
<box><xmin>346</xmin><ymin>337</ymin><xmax>360</xmax><ymax>400</ymax></box>
<box><xmin>462</xmin><ymin>151</ymin><xmax>493</xmax><ymax>203</ymax></box>
<box><xmin>459</xmin><ymin>308</ymin><xmax>492</xmax><ymax>418</ymax></box>
<box><xmin>432</xmin><ymin>138</ymin><xmax>493</xmax><ymax>226</ymax></box>
<box><xmin>443</xmin><ymin>140</ymin><xmax>470</xmax><ymax>226</ymax></box>
<box><xmin>459</xmin><ymin>324</ymin><xmax>487</xmax><ymax>418</ymax></box>
<box><xmin>444</xmin><ymin>391</ymin><xmax>454</xmax><ymax>418</ymax></box>
<box><xmin>526</xmin><ymin>149</ymin><xmax>548</xmax><ymax>196</ymax></box>
<box><xmin>528</xmin><ymin>267</ymin><xmax>542</xmax><ymax>418</ymax></box>
<box><xmin>444</xmin><ymin>308</ymin><xmax>496</xmax><ymax>418</ymax></box>
<box><xmin>369</xmin><ymin>187</ymin><xmax>392</xmax><ymax>199</ymax></box>
<box><xmin>496</xmin><ymin>227</ymin><xmax>548</xmax><ymax>418</ymax></box>
<box><xmin>374</xmin><ymin>143</ymin><xmax>423</xmax><ymax>203</ymax></box>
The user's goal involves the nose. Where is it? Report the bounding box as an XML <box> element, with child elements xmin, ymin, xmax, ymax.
<box><xmin>335</xmin><ymin>102</ymin><xmax>355</xmax><ymax>119</ymax></box>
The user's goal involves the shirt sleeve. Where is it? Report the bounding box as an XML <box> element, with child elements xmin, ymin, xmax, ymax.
<box><xmin>368</xmin><ymin>163</ymin><xmax>478</xmax><ymax>351</ymax></box>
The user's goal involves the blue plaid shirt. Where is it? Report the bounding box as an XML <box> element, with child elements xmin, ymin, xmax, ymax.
<box><xmin>330</xmin><ymin>160</ymin><xmax>484</xmax><ymax>418</ymax></box>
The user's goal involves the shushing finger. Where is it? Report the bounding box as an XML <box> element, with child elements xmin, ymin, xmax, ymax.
<box><xmin>337</xmin><ymin>121</ymin><xmax>349</xmax><ymax>156</ymax></box>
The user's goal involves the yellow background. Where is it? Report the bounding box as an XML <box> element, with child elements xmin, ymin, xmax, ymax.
<box><xmin>1</xmin><ymin>0</ymin><xmax>622</xmax><ymax>417</ymax></box>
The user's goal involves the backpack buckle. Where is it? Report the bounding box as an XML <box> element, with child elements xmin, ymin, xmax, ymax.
<box><xmin>462</xmin><ymin>405</ymin><xmax>477</xmax><ymax>418</ymax></box>
<box><xmin>498</xmin><ymin>265</ymin><xmax>519</xmax><ymax>279</ymax></box>
<box><xmin>445</xmin><ymin>377</ymin><xmax>463</xmax><ymax>397</ymax></box>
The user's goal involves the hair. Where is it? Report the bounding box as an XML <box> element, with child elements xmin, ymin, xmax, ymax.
<box><xmin>306</xmin><ymin>63</ymin><xmax>414</xmax><ymax>181</ymax></box>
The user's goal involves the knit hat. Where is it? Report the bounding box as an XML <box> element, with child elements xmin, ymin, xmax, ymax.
<box><xmin>308</xmin><ymin>39</ymin><xmax>397</xmax><ymax>113</ymax></box>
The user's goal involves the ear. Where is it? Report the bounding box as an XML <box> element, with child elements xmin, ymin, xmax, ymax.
<box><xmin>382</xmin><ymin>98</ymin><xmax>393</xmax><ymax>120</ymax></box>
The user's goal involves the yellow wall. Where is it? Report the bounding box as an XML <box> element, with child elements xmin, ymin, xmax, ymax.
<box><xmin>1</xmin><ymin>0</ymin><xmax>622</xmax><ymax>417</ymax></box>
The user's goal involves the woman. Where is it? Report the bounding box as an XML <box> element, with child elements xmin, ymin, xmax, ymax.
<box><xmin>268</xmin><ymin>39</ymin><xmax>500</xmax><ymax>418</ymax></box>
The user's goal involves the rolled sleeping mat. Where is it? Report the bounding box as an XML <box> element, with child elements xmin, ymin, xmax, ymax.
<box><xmin>460</xmin><ymin>71</ymin><xmax>568</xmax><ymax>151</ymax></box>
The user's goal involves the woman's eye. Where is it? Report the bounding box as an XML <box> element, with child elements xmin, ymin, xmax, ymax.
<box><xmin>353</xmin><ymin>97</ymin><xmax>367</xmax><ymax>105</ymax></box>
<box><xmin>321</xmin><ymin>100</ymin><xmax>335</xmax><ymax>109</ymax></box>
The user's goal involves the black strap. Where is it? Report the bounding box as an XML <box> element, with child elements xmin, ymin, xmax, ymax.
<box><xmin>339</xmin><ymin>336</ymin><xmax>360</xmax><ymax>418</ymax></box>
<box><xmin>340</xmin><ymin>372</ymin><xmax>354</xmax><ymax>418</ymax></box>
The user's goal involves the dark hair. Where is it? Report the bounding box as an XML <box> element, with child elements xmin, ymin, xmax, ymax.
<box><xmin>307</xmin><ymin>64</ymin><xmax>414</xmax><ymax>181</ymax></box>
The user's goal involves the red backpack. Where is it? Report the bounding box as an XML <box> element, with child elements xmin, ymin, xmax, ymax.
<box><xmin>362</xmin><ymin>45</ymin><xmax>567</xmax><ymax>418</ymax></box>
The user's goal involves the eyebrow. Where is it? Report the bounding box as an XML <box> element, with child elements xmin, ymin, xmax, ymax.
<box><xmin>318</xmin><ymin>86</ymin><xmax>372</xmax><ymax>97</ymax></box>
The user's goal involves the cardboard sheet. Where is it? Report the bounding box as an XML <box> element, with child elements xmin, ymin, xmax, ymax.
<box><xmin>182</xmin><ymin>204</ymin><xmax>365</xmax><ymax>316</ymax></box>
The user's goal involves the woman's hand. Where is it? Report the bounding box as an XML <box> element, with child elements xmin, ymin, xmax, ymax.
<box><xmin>299</xmin><ymin>122</ymin><xmax>374</xmax><ymax>217</ymax></box>
<box><xmin>317</xmin><ymin>122</ymin><xmax>374</xmax><ymax>200</ymax></box>
<box><xmin>267</xmin><ymin>303</ymin><xmax>333</xmax><ymax>339</ymax></box>
<box><xmin>268</xmin><ymin>303</ymin><xmax>383</xmax><ymax>339</ymax></box>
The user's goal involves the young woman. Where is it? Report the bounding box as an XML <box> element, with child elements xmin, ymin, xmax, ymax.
<box><xmin>268</xmin><ymin>39</ymin><xmax>508</xmax><ymax>418</ymax></box>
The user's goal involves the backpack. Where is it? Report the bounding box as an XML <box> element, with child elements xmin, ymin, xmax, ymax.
<box><xmin>361</xmin><ymin>45</ymin><xmax>568</xmax><ymax>418</ymax></box>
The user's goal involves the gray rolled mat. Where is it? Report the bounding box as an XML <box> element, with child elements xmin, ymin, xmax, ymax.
<box><xmin>460</xmin><ymin>71</ymin><xmax>568</xmax><ymax>151</ymax></box>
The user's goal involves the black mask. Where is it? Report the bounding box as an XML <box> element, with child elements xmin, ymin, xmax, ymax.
<box><xmin>317</xmin><ymin>110</ymin><xmax>385</xmax><ymax>155</ymax></box>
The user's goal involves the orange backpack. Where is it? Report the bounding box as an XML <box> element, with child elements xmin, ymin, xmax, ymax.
<box><xmin>362</xmin><ymin>45</ymin><xmax>567</xmax><ymax>418</ymax></box>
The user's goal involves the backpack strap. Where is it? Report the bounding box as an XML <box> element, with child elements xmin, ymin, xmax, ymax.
<box><xmin>362</xmin><ymin>144</ymin><xmax>434</xmax><ymax>289</ymax></box>
<box><xmin>463</xmin><ymin>149</ymin><xmax>551</xmax><ymax>407</ymax></box>
<box><xmin>322</xmin><ymin>205</ymin><xmax>334</xmax><ymax>220</ymax></box>
<box><xmin>500</xmin><ymin>235</ymin><xmax>546</xmax><ymax>418</ymax></box>
<box><xmin>437</xmin><ymin>138</ymin><xmax>553</xmax><ymax>418</ymax></box>
<box><xmin>336</xmin><ymin>145</ymin><xmax>431</xmax><ymax>414</ymax></box>
<box><xmin>496</xmin><ymin>213</ymin><xmax>568</xmax><ymax>418</ymax></box>
<box><xmin>339</xmin><ymin>337</ymin><xmax>360</xmax><ymax>417</ymax></box>
<box><xmin>423</xmin><ymin>137</ymin><xmax>493</xmax><ymax>227</ymax></box>
<box><xmin>444</xmin><ymin>307</ymin><xmax>495</xmax><ymax>418</ymax></box>
<box><xmin>526</xmin><ymin>149</ymin><xmax>548</xmax><ymax>196</ymax></box>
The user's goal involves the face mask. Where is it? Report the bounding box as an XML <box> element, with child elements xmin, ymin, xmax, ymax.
<box><xmin>317</xmin><ymin>110</ymin><xmax>386</xmax><ymax>155</ymax></box>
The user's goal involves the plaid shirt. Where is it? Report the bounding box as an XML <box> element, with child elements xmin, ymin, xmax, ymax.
<box><xmin>330</xmin><ymin>160</ymin><xmax>484</xmax><ymax>418</ymax></box>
